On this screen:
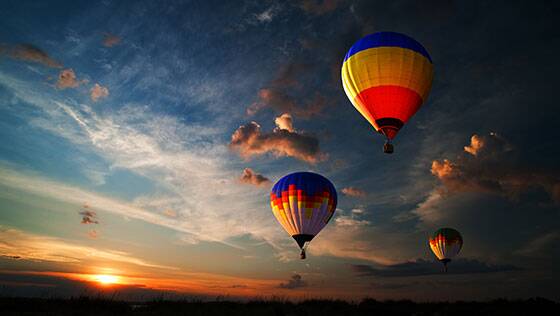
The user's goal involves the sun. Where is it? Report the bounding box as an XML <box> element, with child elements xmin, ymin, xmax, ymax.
<box><xmin>93</xmin><ymin>274</ymin><xmax>120</xmax><ymax>286</ymax></box>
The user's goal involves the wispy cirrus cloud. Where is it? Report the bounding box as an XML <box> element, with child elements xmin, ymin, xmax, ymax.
<box><xmin>0</xmin><ymin>73</ymin><xmax>284</xmax><ymax>251</ymax></box>
<box><xmin>514</xmin><ymin>232</ymin><xmax>560</xmax><ymax>257</ymax></box>
<box><xmin>309</xmin><ymin>213</ymin><xmax>400</xmax><ymax>265</ymax></box>
<box><xmin>0</xmin><ymin>226</ymin><xmax>175</xmax><ymax>270</ymax></box>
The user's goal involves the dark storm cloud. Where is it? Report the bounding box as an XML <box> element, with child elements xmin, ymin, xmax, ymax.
<box><xmin>278</xmin><ymin>274</ymin><xmax>307</xmax><ymax>289</ymax></box>
<box><xmin>239</xmin><ymin>168</ymin><xmax>271</xmax><ymax>186</ymax></box>
<box><xmin>351</xmin><ymin>258</ymin><xmax>520</xmax><ymax>278</ymax></box>
<box><xmin>0</xmin><ymin>44</ymin><xmax>62</xmax><ymax>68</ymax></box>
<box><xmin>229</xmin><ymin>116</ymin><xmax>324</xmax><ymax>163</ymax></box>
<box><xmin>430</xmin><ymin>133</ymin><xmax>560</xmax><ymax>203</ymax></box>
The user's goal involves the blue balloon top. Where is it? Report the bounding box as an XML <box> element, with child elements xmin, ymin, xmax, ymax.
<box><xmin>344</xmin><ymin>31</ymin><xmax>432</xmax><ymax>63</ymax></box>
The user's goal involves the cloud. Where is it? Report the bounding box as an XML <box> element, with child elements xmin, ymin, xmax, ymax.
<box><xmin>515</xmin><ymin>232</ymin><xmax>560</xmax><ymax>257</ymax></box>
<box><xmin>341</xmin><ymin>187</ymin><xmax>366</xmax><ymax>198</ymax></box>
<box><xmin>274</xmin><ymin>113</ymin><xmax>294</xmax><ymax>132</ymax></box>
<box><xmin>405</xmin><ymin>133</ymin><xmax>560</xmax><ymax>232</ymax></box>
<box><xmin>56</xmin><ymin>69</ymin><xmax>86</xmax><ymax>89</ymax></box>
<box><xmin>0</xmin><ymin>226</ymin><xmax>175</xmax><ymax>269</ymax></box>
<box><xmin>246</xmin><ymin>62</ymin><xmax>327</xmax><ymax>118</ymax></box>
<box><xmin>463</xmin><ymin>134</ymin><xmax>484</xmax><ymax>156</ymax></box>
<box><xmin>162</xmin><ymin>209</ymin><xmax>178</xmax><ymax>218</ymax></box>
<box><xmin>248</xmin><ymin>89</ymin><xmax>326</xmax><ymax>119</ymax></box>
<box><xmin>90</xmin><ymin>83</ymin><xmax>109</xmax><ymax>101</ymax></box>
<box><xmin>0</xmin><ymin>75</ymin><xmax>285</xmax><ymax>252</ymax></box>
<box><xmin>350</xmin><ymin>258</ymin><xmax>520</xmax><ymax>277</ymax></box>
<box><xmin>278</xmin><ymin>274</ymin><xmax>307</xmax><ymax>289</ymax></box>
<box><xmin>239</xmin><ymin>168</ymin><xmax>271</xmax><ymax>186</ymax></box>
<box><xmin>102</xmin><ymin>33</ymin><xmax>121</xmax><ymax>47</ymax></box>
<box><xmin>0</xmin><ymin>163</ymin><xmax>241</xmax><ymax>249</ymax></box>
<box><xmin>0</xmin><ymin>269</ymin><xmax>284</xmax><ymax>299</ymax></box>
<box><xmin>79</xmin><ymin>208</ymin><xmax>99</xmax><ymax>224</ymax></box>
<box><xmin>299</xmin><ymin>0</ymin><xmax>342</xmax><ymax>16</ymax></box>
<box><xmin>1</xmin><ymin>44</ymin><xmax>62</xmax><ymax>68</ymax></box>
<box><xmin>87</xmin><ymin>229</ymin><xmax>98</xmax><ymax>239</ymax></box>
<box><xmin>308</xmin><ymin>214</ymin><xmax>400</xmax><ymax>265</ymax></box>
<box><xmin>429</xmin><ymin>133</ymin><xmax>560</xmax><ymax>202</ymax></box>
<box><xmin>255</xmin><ymin>6</ymin><xmax>280</xmax><ymax>23</ymax></box>
<box><xmin>0</xmin><ymin>272</ymin><xmax>169</xmax><ymax>301</ymax></box>
<box><xmin>229</xmin><ymin>115</ymin><xmax>324</xmax><ymax>163</ymax></box>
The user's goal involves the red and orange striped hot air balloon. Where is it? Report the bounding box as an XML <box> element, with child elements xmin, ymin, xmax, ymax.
<box><xmin>341</xmin><ymin>32</ymin><xmax>434</xmax><ymax>153</ymax></box>
<box><xmin>270</xmin><ymin>172</ymin><xmax>337</xmax><ymax>259</ymax></box>
<box><xmin>429</xmin><ymin>228</ymin><xmax>463</xmax><ymax>272</ymax></box>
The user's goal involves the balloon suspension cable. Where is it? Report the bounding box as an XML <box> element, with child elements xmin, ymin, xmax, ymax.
<box><xmin>441</xmin><ymin>259</ymin><xmax>450</xmax><ymax>273</ymax></box>
<box><xmin>383</xmin><ymin>138</ymin><xmax>394</xmax><ymax>154</ymax></box>
<box><xmin>300</xmin><ymin>241</ymin><xmax>310</xmax><ymax>260</ymax></box>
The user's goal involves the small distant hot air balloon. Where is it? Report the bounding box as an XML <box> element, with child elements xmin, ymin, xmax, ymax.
<box><xmin>341</xmin><ymin>32</ymin><xmax>434</xmax><ymax>154</ymax></box>
<box><xmin>429</xmin><ymin>228</ymin><xmax>463</xmax><ymax>272</ymax></box>
<box><xmin>270</xmin><ymin>172</ymin><xmax>337</xmax><ymax>259</ymax></box>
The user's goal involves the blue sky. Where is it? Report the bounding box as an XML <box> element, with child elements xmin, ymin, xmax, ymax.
<box><xmin>0</xmin><ymin>0</ymin><xmax>559</xmax><ymax>301</ymax></box>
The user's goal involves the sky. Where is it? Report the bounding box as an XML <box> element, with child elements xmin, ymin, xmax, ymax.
<box><xmin>0</xmin><ymin>0</ymin><xmax>559</xmax><ymax>301</ymax></box>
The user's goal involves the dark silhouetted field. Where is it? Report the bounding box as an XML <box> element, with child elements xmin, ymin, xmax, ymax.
<box><xmin>1</xmin><ymin>297</ymin><xmax>559</xmax><ymax>316</ymax></box>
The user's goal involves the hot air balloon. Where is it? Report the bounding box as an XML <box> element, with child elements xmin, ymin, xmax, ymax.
<box><xmin>270</xmin><ymin>172</ymin><xmax>337</xmax><ymax>259</ymax></box>
<box><xmin>429</xmin><ymin>228</ymin><xmax>463</xmax><ymax>272</ymax></box>
<box><xmin>341</xmin><ymin>32</ymin><xmax>434</xmax><ymax>154</ymax></box>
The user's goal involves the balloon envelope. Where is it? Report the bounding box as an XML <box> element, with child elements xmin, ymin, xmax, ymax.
<box><xmin>270</xmin><ymin>172</ymin><xmax>337</xmax><ymax>249</ymax></box>
<box><xmin>341</xmin><ymin>32</ymin><xmax>434</xmax><ymax>140</ymax></box>
<box><xmin>429</xmin><ymin>228</ymin><xmax>463</xmax><ymax>261</ymax></box>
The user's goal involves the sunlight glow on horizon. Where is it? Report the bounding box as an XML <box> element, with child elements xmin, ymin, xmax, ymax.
<box><xmin>93</xmin><ymin>274</ymin><xmax>120</xmax><ymax>286</ymax></box>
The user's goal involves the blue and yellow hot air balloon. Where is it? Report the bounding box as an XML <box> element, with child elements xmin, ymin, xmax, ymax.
<box><xmin>429</xmin><ymin>228</ymin><xmax>463</xmax><ymax>272</ymax></box>
<box><xmin>270</xmin><ymin>172</ymin><xmax>337</xmax><ymax>259</ymax></box>
<box><xmin>341</xmin><ymin>32</ymin><xmax>434</xmax><ymax>153</ymax></box>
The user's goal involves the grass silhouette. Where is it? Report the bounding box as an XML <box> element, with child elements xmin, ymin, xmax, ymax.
<box><xmin>0</xmin><ymin>297</ymin><xmax>559</xmax><ymax>316</ymax></box>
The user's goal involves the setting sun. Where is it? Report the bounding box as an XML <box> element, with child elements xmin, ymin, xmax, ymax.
<box><xmin>93</xmin><ymin>274</ymin><xmax>119</xmax><ymax>286</ymax></box>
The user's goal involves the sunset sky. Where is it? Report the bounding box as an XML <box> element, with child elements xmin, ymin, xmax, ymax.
<box><xmin>1</xmin><ymin>0</ymin><xmax>559</xmax><ymax>301</ymax></box>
